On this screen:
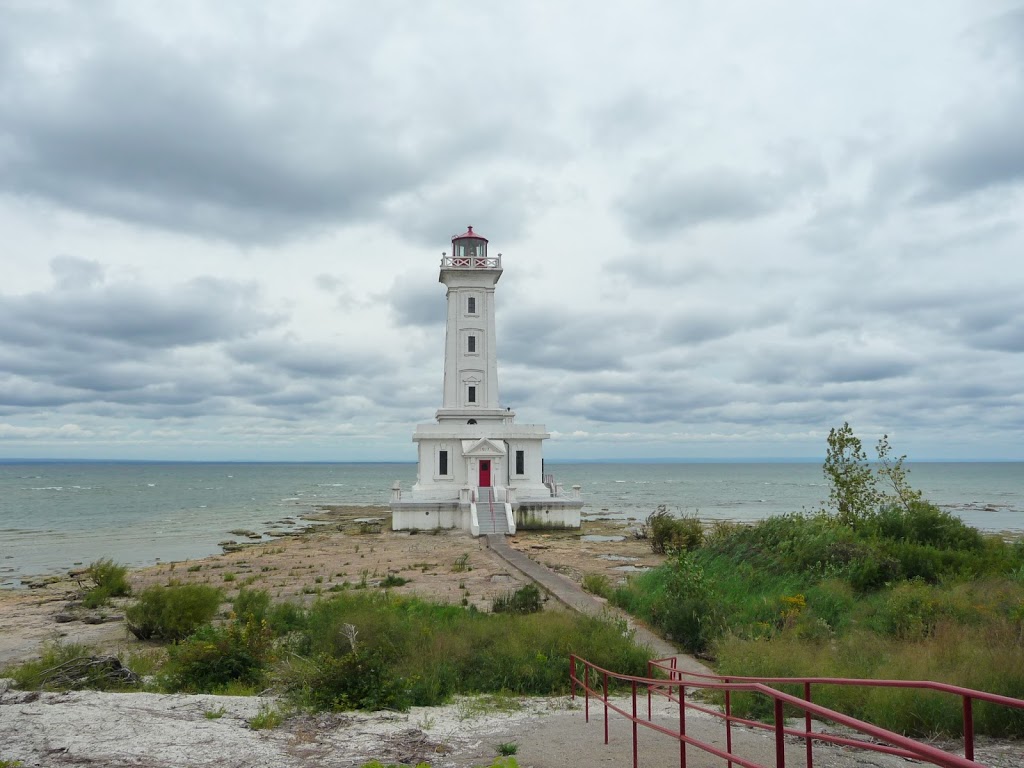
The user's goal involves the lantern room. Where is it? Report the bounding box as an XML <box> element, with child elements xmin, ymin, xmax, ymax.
<box><xmin>452</xmin><ymin>225</ymin><xmax>487</xmax><ymax>260</ymax></box>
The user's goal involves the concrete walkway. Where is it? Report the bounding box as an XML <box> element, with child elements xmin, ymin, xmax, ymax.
<box><xmin>485</xmin><ymin>534</ymin><xmax>713</xmax><ymax>676</ymax></box>
<box><xmin>482</xmin><ymin>534</ymin><xmax>944</xmax><ymax>768</ymax></box>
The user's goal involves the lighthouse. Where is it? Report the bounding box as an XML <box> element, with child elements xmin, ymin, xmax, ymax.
<box><xmin>390</xmin><ymin>227</ymin><xmax>582</xmax><ymax>535</ymax></box>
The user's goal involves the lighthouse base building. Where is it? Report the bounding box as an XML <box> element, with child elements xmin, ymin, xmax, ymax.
<box><xmin>390</xmin><ymin>227</ymin><xmax>582</xmax><ymax>535</ymax></box>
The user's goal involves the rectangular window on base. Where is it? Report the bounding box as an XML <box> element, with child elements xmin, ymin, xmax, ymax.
<box><xmin>468</xmin><ymin>386</ymin><xmax>476</xmax><ymax>404</ymax></box>
<box><xmin>439</xmin><ymin>450</ymin><xmax>448</xmax><ymax>476</ymax></box>
<box><xmin>515</xmin><ymin>450</ymin><xmax>525</xmax><ymax>475</ymax></box>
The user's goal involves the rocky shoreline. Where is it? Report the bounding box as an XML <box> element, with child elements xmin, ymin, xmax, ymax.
<box><xmin>2</xmin><ymin>510</ymin><xmax>1021</xmax><ymax>767</ymax></box>
<box><xmin>0</xmin><ymin>507</ymin><xmax>663</xmax><ymax>665</ymax></box>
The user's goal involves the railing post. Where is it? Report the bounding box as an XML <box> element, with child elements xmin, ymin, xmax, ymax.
<box><xmin>963</xmin><ymin>695</ymin><xmax>974</xmax><ymax>762</ymax></box>
<box><xmin>774</xmin><ymin>696</ymin><xmax>786</xmax><ymax>768</ymax></box>
<box><xmin>647</xmin><ymin>669</ymin><xmax>653</xmax><ymax>721</ymax></box>
<box><xmin>725</xmin><ymin>682</ymin><xmax>733</xmax><ymax>768</ymax></box>
<box><xmin>585</xmin><ymin>663</ymin><xmax>590</xmax><ymax>723</ymax></box>
<box><xmin>804</xmin><ymin>681</ymin><xmax>813</xmax><ymax>768</ymax></box>
<box><xmin>604</xmin><ymin>671</ymin><xmax>609</xmax><ymax>745</ymax></box>
<box><xmin>679</xmin><ymin>683</ymin><xmax>686</xmax><ymax>768</ymax></box>
<box><xmin>632</xmin><ymin>679</ymin><xmax>639</xmax><ymax>768</ymax></box>
<box><xmin>570</xmin><ymin>654</ymin><xmax>575</xmax><ymax>701</ymax></box>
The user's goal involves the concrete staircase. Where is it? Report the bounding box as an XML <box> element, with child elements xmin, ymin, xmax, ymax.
<box><xmin>475</xmin><ymin>487</ymin><xmax>508</xmax><ymax>535</ymax></box>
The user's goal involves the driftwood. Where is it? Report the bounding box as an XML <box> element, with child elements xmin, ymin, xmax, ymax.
<box><xmin>30</xmin><ymin>655</ymin><xmax>141</xmax><ymax>690</ymax></box>
<box><xmin>381</xmin><ymin>727</ymin><xmax>451</xmax><ymax>765</ymax></box>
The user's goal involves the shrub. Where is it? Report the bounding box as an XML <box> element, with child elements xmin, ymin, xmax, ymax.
<box><xmin>266</xmin><ymin>601</ymin><xmax>308</xmax><ymax>634</ymax></box>
<box><xmin>86</xmin><ymin>558</ymin><xmax>131</xmax><ymax>596</ymax></box>
<box><xmin>582</xmin><ymin>573</ymin><xmax>612</xmax><ymax>599</ymax></box>
<box><xmin>233</xmin><ymin>587</ymin><xmax>271</xmax><ymax>625</ymax></box>
<box><xmin>872</xmin><ymin>502</ymin><xmax>983</xmax><ymax>552</ymax></box>
<box><xmin>804</xmin><ymin>579</ymin><xmax>856</xmax><ymax>634</ymax></box>
<box><xmin>646</xmin><ymin>506</ymin><xmax>703</xmax><ymax>554</ymax></box>
<box><xmin>651</xmin><ymin>553</ymin><xmax>718</xmax><ymax>653</ymax></box>
<box><xmin>492</xmin><ymin>584</ymin><xmax>542</xmax><ymax>614</ymax></box>
<box><xmin>296</xmin><ymin>647</ymin><xmax>411</xmax><ymax>711</ymax></box>
<box><xmin>161</xmin><ymin>617</ymin><xmax>273</xmax><ymax>693</ymax></box>
<box><xmin>125</xmin><ymin>584</ymin><xmax>223</xmax><ymax>641</ymax></box>
<box><xmin>81</xmin><ymin>558</ymin><xmax>131</xmax><ymax>607</ymax></box>
<box><xmin>703</xmin><ymin>513</ymin><xmax>853</xmax><ymax>576</ymax></box>
<box><xmin>82</xmin><ymin>586</ymin><xmax>112</xmax><ymax>609</ymax></box>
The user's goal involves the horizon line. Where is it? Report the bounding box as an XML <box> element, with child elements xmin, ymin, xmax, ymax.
<box><xmin>1</xmin><ymin>456</ymin><xmax>1020</xmax><ymax>465</ymax></box>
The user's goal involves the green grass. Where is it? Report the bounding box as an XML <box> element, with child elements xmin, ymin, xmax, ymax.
<box><xmin>283</xmin><ymin>591</ymin><xmax>650</xmax><ymax>712</ymax></box>
<box><xmin>581</xmin><ymin>573</ymin><xmax>612</xmax><ymax>599</ymax></box>
<box><xmin>491</xmin><ymin>584</ymin><xmax>542</xmax><ymax>614</ymax></box>
<box><xmin>715</xmin><ymin>619</ymin><xmax>1024</xmax><ymax>736</ymax></box>
<box><xmin>611</xmin><ymin>504</ymin><xmax>1024</xmax><ymax>737</ymax></box>
<box><xmin>248</xmin><ymin>703</ymin><xmax>285</xmax><ymax>730</ymax></box>
<box><xmin>8</xmin><ymin>586</ymin><xmax>648</xmax><ymax>712</ymax></box>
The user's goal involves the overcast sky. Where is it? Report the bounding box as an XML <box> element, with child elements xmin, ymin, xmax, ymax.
<box><xmin>1</xmin><ymin>1</ymin><xmax>1022</xmax><ymax>462</ymax></box>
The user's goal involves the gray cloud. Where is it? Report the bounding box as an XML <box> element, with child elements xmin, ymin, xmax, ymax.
<box><xmin>385</xmin><ymin>274</ymin><xmax>447</xmax><ymax>328</ymax></box>
<box><xmin>619</xmin><ymin>168</ymin><xmax>776</xmax><ymax>237</ymax></box>
<box><xmin>501</xmin><ymin>307</ymin><xmax>639</xmax><ymax>373</ymax></box>
<box><xmin>381</xmin><ymin>177</ymin><xmax>538</xmax><ymax>249</ymax></box>
<box><xmin>916</xmin><ymin>111</ymin><xmax>1024</xmax><ymax>202</ymax></box>
<box><xmin>657</xmin><ymin>305</ymin><xmax>787</xmax><ymax>346</ymax></box>
<box><xmin>0</xmin><ymin>273</ymin><xmax>276</xmax><ymax>352</ymax></box>
<box><xmin>618</xmin><ymin>150</ymin><xmax>824</xmax><ymax>238</ymax></box>
<box><xmin>227</xmin><ymin>336</ymin><xmax>388</xmax><ymax>380</ymax></box>
<box><xmin>0</xmin><ymin>4</ymin><xmax>562</xmax><ymax>245</ymax></box>
<box><xmin>0</xmin><ymin>259</ymin><xmax>396</xmax><ymax>423</ymax></box>
<box><xmin>604</xmin><ymin>255</ymin><xmax>722</xmax><ymax>287</ymax></box>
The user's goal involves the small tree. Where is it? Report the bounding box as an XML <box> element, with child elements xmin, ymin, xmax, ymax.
<box><xmin>876</xmin><ymin>434</ymin><xmax>923</xmax><ymax>512</ymax></box>
<box><xmin>822</xmin><ymin>422</ymin><xmax>879</xmax><ymax>528</ymax></box>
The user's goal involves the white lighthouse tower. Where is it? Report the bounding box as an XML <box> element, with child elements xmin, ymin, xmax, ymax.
<box><xmin>390</xmin><ymin>227</ymin><xmax>582</xmax><ymax>535</ymax></box>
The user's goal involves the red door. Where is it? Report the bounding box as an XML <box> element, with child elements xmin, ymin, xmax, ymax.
<box><xmin>479</xmin><ymin>460</ymin><xmax>491</xmax><ymax>487</ymax></box>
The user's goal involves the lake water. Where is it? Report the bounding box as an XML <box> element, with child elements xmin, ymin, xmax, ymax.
<box><xmin>0</xmin><ymin>461</ymin><xmax>1020</xmax><ymax>587</ymax></box>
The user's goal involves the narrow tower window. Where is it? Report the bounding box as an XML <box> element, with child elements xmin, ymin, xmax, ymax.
<box><xmin>467</xmin><ymin>335</ymin><xmax>476</xmax><ymax>353</ymax></box>
<box><xmin>467</xmin><ymin>297</ymin><xmax>476</xmax><ymax>314</ymax></box>
<box><xmin>515</xmin><ymin>450</ymin><xmax>525</xmax><ymax>475</ymax></box>
<box><xmin>439</xmin><ymin>450</ymin><xmax>448</xmax><ymax>476</ymax></box>
<box><xmin>468</xmin><ymin>386</ymin><xmax>476</xmax><ymax>403</ymax></box>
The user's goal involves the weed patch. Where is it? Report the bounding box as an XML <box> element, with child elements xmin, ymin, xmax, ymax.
<box><xmin>491</xmin><ymin>584</ymin><xmax>542</xmax><ymax>615</ymax></box>
<box><xmin>80</xmin><ymin>558</ymin><xmax>131</xmax><ymax>607</ymax></box>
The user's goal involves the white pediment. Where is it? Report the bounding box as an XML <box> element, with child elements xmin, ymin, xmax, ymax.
<box><xmin>460</xmin><ymin>438</ymin><xmax>507</xmax><ymax>457</ymax></box>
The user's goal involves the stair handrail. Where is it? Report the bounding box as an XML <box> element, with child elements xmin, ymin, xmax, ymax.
<box><xmin>569</xmin><ymin>653</ymin><xmax>1020</xmax><ymax>768</ymax></box>
<box><xmin>645</xmin><ymin>656</ymin><xmax>1024</xmax><ymax>766</ymax></box>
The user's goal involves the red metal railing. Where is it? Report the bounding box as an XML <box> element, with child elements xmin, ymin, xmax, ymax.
<box><xmin>570</xmin><ymin>654</ymin><xmax>1024</xmax><ymax>768</ymax></box>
